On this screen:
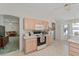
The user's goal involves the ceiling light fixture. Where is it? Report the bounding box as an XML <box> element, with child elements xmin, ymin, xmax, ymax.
<box><xmin>64</xmin><ymin>3</ymin><xmax>71</xmax><ymax>11</ymax></box>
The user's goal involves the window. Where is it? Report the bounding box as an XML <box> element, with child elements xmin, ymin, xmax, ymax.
<box><xmin>72</xmin><ymin>23</ymin><xmax>79</xmax><ymax>36</ymax></box>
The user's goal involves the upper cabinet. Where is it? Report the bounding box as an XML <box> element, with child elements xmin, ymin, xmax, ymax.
<box><xmin>23</xmin><ymin>17</ymin><xmax>49</xmax><ymax>31</ymax></box>
<box><xmin>24</xmin><ymin>17</ymin><xmax>35</xmax><ymax>30</ymax></box>
<box><xmin>42</xmin><ymin>20</ymin><xmax>49</xmax><ymax>31</ymax></box>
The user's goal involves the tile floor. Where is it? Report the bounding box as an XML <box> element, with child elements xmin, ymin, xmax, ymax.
<box><xmin>1</xmin><ymin>40</ymin><xmax>69</xmax><ymax>56</ymax></box>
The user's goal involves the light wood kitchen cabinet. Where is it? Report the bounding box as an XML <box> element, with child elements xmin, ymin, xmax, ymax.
<box><xmin>24</xmin><ymin>38</ymin><xmax>37</xmax><ymax>54</ymax></box>
<box><xmin>35</xmin><ymin>20</ymin><xmax>49</xmax><ymax>31</ymax></box>
<box><xmin>69</xmin><ymin>42</ymin><xmax>79</xmax><ymax>56</ymax></box>
<box><xmin>43</xmin><ymin>20</ymin><xmax>49</xmax><ymax>31</ymax></box>
<box><xmin>24</xmin><ymin>17</ymin><xmax>48</xmax><ymax>31</ymax></box>
<box><xmin>23</xmin><ymin>17</ymin><xmax>35</xmax><ymax>30</ymax></box>
<box><xmin>46</xmin><ymin>35</ymin><xmax>52</xmax><ymax>46</ymax></box>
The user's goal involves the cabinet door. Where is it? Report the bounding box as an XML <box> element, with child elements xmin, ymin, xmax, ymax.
<box><xmin>24</xmin><ymin>39</ymin><xmax>32</xmax><ymax>53</ymax></box>
<box><xmin>31</xmin><ymin>19</ymin><xmax>35</xmax><ymax>30</ymax></box>
<box><xmin>32</xmin><ymin>19</ymin><xmax>38</xmax><ymax>29</ymax></box>
<box><xmin>24</xmin><ymin>18</ymin><xmax>29</xmax><ymax>30</ymax></box>
<box><xmin>44</xmin><ymin>21</ymin><xmax>48</xmax><ymax>31</ymax></box>
<box><xmin>69</xmin><ymin>51</ymin><xmax>79</xmax><ymax>56</ymax></box>
<box><xmin>24</xmin><ymin>38</ymin><xmax>37</xmax><ymax>54</ymax></box>
<box><xmin>46</xmin><ymin>35</ymin><xmax>52</xmax><ymax>46</ymax></box>
<box><xmin>34</xmin><ymin>19</ymin><xmax>41</xmax><ymax>25</ymax></box>
<box><xmin>41</xmin><ymin>20</ymin><xmax>48</xmax><ymax>31</ymax></box>
<box><xmin>24</xmin><ymin>17</ymin><xmax>48</xmax><ymax>31</ymax></box>
<box><xmin>69</xmin><ymin>42</ymin><xmax>79</xmax><ymax>49</ymax></box>
<box><xmin>24</xmin><ymin>18</ymin><xmax>35</xmax><ymax>30</ymax></box>
<box><xmin>30</xmin><ymin>39</ymin><xmax>37</xmax><ymax>51</ymax></box>
<box><xmin>69</xmin><ymin>42</ymin><xmax>79</xmax><ymax>56</ymax></box>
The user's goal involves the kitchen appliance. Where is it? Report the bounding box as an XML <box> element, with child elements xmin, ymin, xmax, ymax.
<box><xmin>35</xmin><ymin>24</ymin><xmax>44</xmax><ymax>31</ymax></box>
<box><xmin>33</xmin><ymin>31</ymin><xmax>47</xmax><ymax>50</ymax></box>
<box><xmin>37</xmin><ymin>35</ymin><xmax>46</xmax><ymax>50</ymax></box>
<box><xmin>34</xmin><ymin>24</ymin><xmax>47</xmax><ymax>50</ymax></box>
<box><xmin>37</xmin><ymin>35</ymin><xmax>46</xmax><ymax>46</ymax></box>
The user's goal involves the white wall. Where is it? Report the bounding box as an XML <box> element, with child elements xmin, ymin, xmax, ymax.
<box><xmin>55</xmin><ymin>20</ymin><xmax>69</xmax><ymax>40</ymax></box>
<box><xmin>55</xmin><ymin>21</ymin><xmax>62</xmax><ymax>40</ymax></box>
<box><xmin>0</xmin><ymin>15</ymin><xmax>4</xmax><ymax>25</ymax></box>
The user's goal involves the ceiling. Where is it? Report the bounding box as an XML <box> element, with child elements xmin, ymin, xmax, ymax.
<box><xmin>0</xmin><ymin>3</ymin><xmax>79</xmax><ymax>21</ymax></box>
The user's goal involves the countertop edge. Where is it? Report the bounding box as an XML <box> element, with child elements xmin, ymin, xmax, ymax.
<box><xmin>68</xmin><ymin>39</ymin><xmax>79</xmax><ymax>44</ymax></box>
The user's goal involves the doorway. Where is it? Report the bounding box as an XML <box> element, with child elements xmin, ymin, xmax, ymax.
<box><xmin>63</xmin><ymin>24</ymin><xmax>69</xmax><ymax>40</ymax></box>
<box><xmin>51</xmin><ymin>23</ymin><xmax>56</xmax><ymax>40</ymax></box>
<box><xmin>0</xmin><ymin>15</ymin><xmax>19</xmax><ymax>54</ymax></box>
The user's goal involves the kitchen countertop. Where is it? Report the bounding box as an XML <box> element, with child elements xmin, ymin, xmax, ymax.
<box><xmin>23</xmin><ymin>34</ymin><xmax>50</xmax><ymax>40</ymax></box>
<box><xmin>24</xmin><ymin>35</ymin><xmax>37</xmax><ymax>40</ymax></box>
<box><xmin>68</xmin><ymin>39</ymin><xmax>79</xmax><ymax>44</ymax></box>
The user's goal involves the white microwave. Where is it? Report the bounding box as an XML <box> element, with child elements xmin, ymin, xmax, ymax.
<box><xmin>35</xmin><ymin>24</ymin><xmax>44</xmax><ymax>31</ymax></box>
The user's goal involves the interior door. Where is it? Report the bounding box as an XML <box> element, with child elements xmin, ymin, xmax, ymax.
<box><xmin>64</xmin><ymin>24</ymin><xmax>69</xmax><ymax>40</ymax></box>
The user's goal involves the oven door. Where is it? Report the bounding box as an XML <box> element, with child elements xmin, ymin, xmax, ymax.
<box><xmin>37</xmin><ymin>36</ymin><xmax>46</xmax><ymax>46</ymax></box>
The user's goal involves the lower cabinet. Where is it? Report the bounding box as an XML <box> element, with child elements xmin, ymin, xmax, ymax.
<box><xmin>69</xmin><ymin>42</ymin><xmax>79</xmax><ymax>56</ymax></box>
<box><xmin>24</xmin><ymin>38</ymin><xmax>37</xmax><ymax>54</ymax></box>
<box><xmin>46</xmin><ymin>35</ymin><xmax>52</xmax><ymax>46</ymax></box>
<box><xmin>24</xmin><ymin>35</ymin><xmax>53</xmax><ymax>54</ymax></box>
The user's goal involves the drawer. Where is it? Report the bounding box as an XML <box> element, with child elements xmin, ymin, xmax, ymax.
<box><xmin>69</xmin><ymin>42</ymin><xmax>79</xmax><ymax>49</ymax></box>
<box><xmin>69</xmin><ymin>46</ymin><xmax>79</xmax><ymax>53</ymax></box>
<box><xmin>69</xmin><ymin>51</ymin><xmax>79</xmax><ymax>56</ymax></box>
